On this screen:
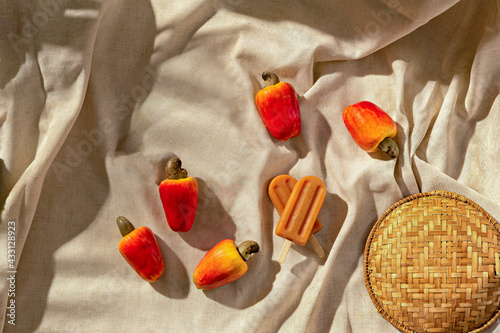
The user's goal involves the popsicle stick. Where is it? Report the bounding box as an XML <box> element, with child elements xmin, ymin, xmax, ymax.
<box><xmin>309</xmin><ymin>235</ymin><xmax>325</xmax><ymax>259</ymax></box>
<box><xmin>278</xmin><ymin>240</ymin><xmax>292</xmax><ymax>263</ymax></box>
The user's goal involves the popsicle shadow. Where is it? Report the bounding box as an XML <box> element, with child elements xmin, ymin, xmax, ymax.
<box><xmin>150</xmin><ymin>235</ymin><xmax>190</xmax><ymax>299</ymax></box>
<box><xmin>284</xmin><ymin>192</ymin><xmax>347</xmax><ymax>265</ymax></box>
<box><xmin>307</xmin><ymin>193</ymin><xmax>379</xmax><ymax>331</ymax></box>
<box><xmin>317</xmin><ymin>192</ymin><xmax>348</xmax><ymax>260</ymax></box>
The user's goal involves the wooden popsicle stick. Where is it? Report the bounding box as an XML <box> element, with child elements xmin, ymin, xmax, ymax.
<box><xmin>278</xmin><ymin>240</ymin><xmax>292</xmax><ymax>263</ymax></box>
<box><xmin>309</xmin><ymin>235</ymin><xmax>325</xmax><ymax>259</ymax></box>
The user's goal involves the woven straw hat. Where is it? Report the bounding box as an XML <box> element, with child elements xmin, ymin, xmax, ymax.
<box><xmin>364</xmin><ymin>190</ymin><xmax>500</xmax><ymax>332</ymax></box>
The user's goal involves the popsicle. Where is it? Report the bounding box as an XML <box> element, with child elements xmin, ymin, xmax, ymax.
<box><xmin>268</xmin><ymin>175</ymin><xmax>324</xmax><ymax>259</ymax></box>
<box><xmin>272</xmin><ymin>175</ymin><xmax>326</xmax><ymax>263</ymax></box>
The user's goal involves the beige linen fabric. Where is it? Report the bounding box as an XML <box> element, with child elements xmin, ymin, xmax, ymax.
<box><xmin>1</xmin><ymin>0</ymin><xmax>500</xmax><ymax>332</ymax></box>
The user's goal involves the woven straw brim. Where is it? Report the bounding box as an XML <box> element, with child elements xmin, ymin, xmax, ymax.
<box><xmin>364</xmin><ymin>191</ymin><xmax>500</xmax><ymax>333</ymax></box>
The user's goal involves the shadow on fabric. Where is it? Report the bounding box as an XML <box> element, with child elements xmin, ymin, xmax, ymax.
<box><xmin>5</xmin><ymin>0</ymin><xmax>157</xmax><ymax>331</ymax></box>
<box><xmin>305</xmin><ymin>191</ymin><xmax>379</xmax><ymax>332</ymax></box>
<box><xmin>179</xmin><ymin>178</ymin><xmax>238</xmax><ymax>251</ymax></box>
<box><xmin>150</xmin><ymin>235</ymin><xmax>190</xmax><ymax>299</ymax></box>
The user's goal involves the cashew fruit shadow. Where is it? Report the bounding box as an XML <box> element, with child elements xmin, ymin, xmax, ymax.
<box><xmin>201</xmin><ymin>257</ymin><xmax>281</xmax><ymax>310</ymax></box>
<box><xmin>179</xmin><ymin>178</ymin><xmax>238</xmax><ymax>251</ymax></box>
<box><xmin>150</xmin><ymin>235</ymin><xmax>190</xmax><ymax>299</ymax></box>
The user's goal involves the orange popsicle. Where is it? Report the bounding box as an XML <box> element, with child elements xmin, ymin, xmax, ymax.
<box><xmin>268</xmin><ymin>175</ymin><xmax>324</xmax><ymax>259</ymax></box>
<box><xmin>274</xmin><ymin>175</ymin><xmax>326</xmax><ymax>263</ymax></box>
<box><xmin>269</xmin><ymin>175</ymin><xmax>323</xmax><ymax>233</ymax></box>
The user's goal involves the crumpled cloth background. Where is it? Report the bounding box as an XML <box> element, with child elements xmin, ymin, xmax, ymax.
<box><xmin>1</xmin><ymin>0</ymin><xmax>500</xmax><ymax>332</ymax></box>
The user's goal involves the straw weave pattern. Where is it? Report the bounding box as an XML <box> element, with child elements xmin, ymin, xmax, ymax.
<box><xmin>364</xmin><ymin>191</ymin><xmax>500</xmax><ymax>333</ymax></box>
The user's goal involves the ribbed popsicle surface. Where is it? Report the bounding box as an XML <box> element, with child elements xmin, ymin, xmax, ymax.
<box><xmin>275</xmin><ymin>176</ymin><xmax>326</xmax><ymax>246</ymax></box>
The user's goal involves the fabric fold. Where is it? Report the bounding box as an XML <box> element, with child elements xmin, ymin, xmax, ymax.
<box><xmin>1</xmin><ymin>0</ymin><xmax>499</xmax><ymax>332</ymax></box>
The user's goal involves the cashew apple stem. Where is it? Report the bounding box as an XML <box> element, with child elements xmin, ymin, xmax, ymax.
<box><xmin>237</xmin><ymin>241</ymin><xmax>260</xmax><ymax>261</ymax></box>
<box><xmin>166</xmin><ymin>158</ymin><xmax>188</xmax><ymax>180</ymax></box>
<box><xmin>262</xmin><ymin>71</ymin><xmax>280</xmax><ymax>88</ymax></box>
<box><xmin>378</xmin><ymin>137</ymin><xmax>399</xmax><ymax>158</ymax></box>
<box><xmin>117</xmin><ymin>216</ymin><xmax>135</xmax><ymax>237</ymax></box>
